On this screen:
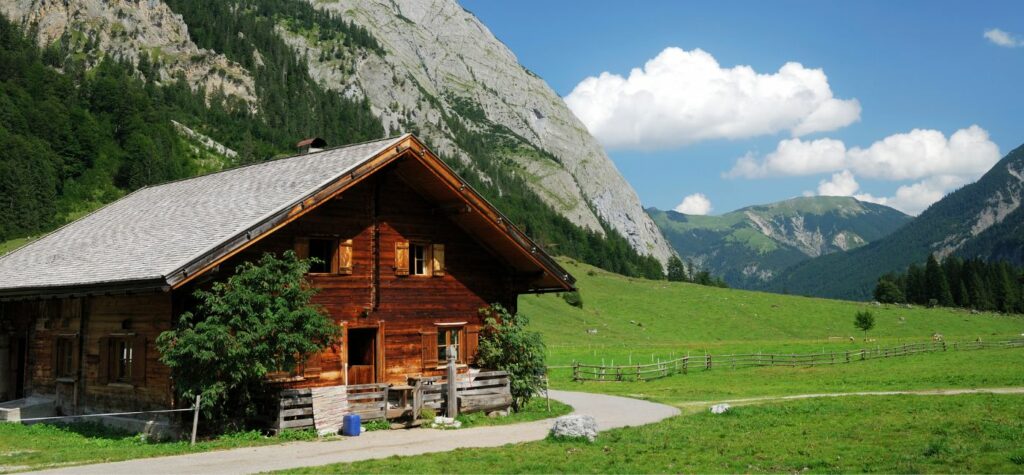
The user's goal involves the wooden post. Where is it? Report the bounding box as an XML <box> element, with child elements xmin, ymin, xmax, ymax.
<box><xmin>942</xmin><ymin>341</ymin><xmax>947</xmax><ymax>351</ymax></box>
<box><xmin>446</xmin><ymin>345</ymin><xmax>457</xmax><ymax>419</ymax></box>
<box><xmin>705</xmin><ymin>354</ymin><xmax>711</xmax><ymax>370</ymax></box>
<box><xmin>545</xmin><ymin>375</ymin><xmax>551</xmax><ymax>412</ymax></box>
<box><xmin>845</xmin><ymin>351</ymin><xmax>850</xmax><ymax>363</ymax></box>
<box><xmin>683</xmin><ymin>356</ymin><xmax>688</xmax><ymax>374</ymax></box>
<box><xmin>636</xmin><ymin>364</ymin><xmax>641</xmax><ymax>381</ymax></box>
<box><xmin>190</xmin><ymin>394</ymin><xmax>201</xmax><ymax>446</ymax></box>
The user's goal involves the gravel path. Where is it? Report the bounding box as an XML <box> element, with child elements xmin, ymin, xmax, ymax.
<box><xmin>37</xmin><ymin>390</ymin><xmax>679</xmax><ymax>475</ymax></box>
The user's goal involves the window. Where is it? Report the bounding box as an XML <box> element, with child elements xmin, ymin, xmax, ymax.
<box><xmin>308</xmin><ymin>238</ymin><xmax>336</xmax><ymax>273</ymax></box>
<box><xmin>112</xmin><ymin>338</ymin><xmax>133</xmax><ymax>383</ymax></box>
<box><xmin>54</xmin><ymin>337</ymin><xmax>75</xmax><ymax>379</ymax></box>
<box><xmin>410</xmin><ymin>243</ymin><xmax>427</xmax><ymax>276</ymax></box>
<box><xmin>296</xmin><ymin>237</ymin><xmax>353</xmax><ymax>275</ymax></box>
<box><xmin>437</xmin><ymin>327</ymin><xmax>462</xmax><ymax>364</ymax></box>
<box><xmin>396</xmin><ymin>241</ymin><xmax>444</xmax><ymax>277</ymax></box>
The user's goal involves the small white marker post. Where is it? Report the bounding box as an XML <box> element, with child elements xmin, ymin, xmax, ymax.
<box><xmin>190</xmin><ymin>394</ymin><xmax>201</xmax><ymax>446</ymax></box>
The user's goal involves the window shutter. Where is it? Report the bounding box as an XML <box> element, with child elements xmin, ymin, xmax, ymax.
<box><xmin>395</xmin><ymin>241</ymin><xmax>410</xmax><ymax>276</ymax></box>
<box><xmin>98</xmin><ymin>337</ymin><xmax>110</xmax><ymax>384</ymax></box>
<box><xmin>466</xmin><ymin>326</ymin><xmax>479</xmax><ymax>364</ymax></box>
<box><xmin>421</xmin><ymin>330</ymin><xmax>437</xmax><ymax>369</ymax></box>
<box><xmin>294</xmin><ymin>237</ymin><xmax>310</xmax><ymax>260</ymax></box>
<box><xmin>132</xmin><ymin>335</ymin><xmax>147</xmax><ymax>387</ymax></box>
<box><xmin>431</xmin><ymin>244</ymin><xmax>445</xmax><ymax>277</ymax></box>
<box><xmin>337</xmin><ymin>239</ymin><xmax>353</xmax><ymax>275</ymax></box>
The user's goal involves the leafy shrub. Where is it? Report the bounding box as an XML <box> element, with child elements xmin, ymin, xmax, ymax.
<box><xmin>362</xmin><ymin>420</ymin><xmax>391</xmax><ymax>432</ymax></box>
<box><xmin>476</xmin><ymin>304</ymin><xmax>546</xmax><ymax>411</ymax></box>
<box><xmin>561</xmin><ymin>291</ymin><xmax>583</xmax><ymax>308</ymax></box>
<box><xmin>156</xmin><ymin>251</ymin><xmax>340</xmax><ymax>431</ymax></box>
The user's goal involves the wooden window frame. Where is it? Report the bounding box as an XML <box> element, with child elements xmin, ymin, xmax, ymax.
<box><xmin>53</xmin><ymin>335</ymin><xmax>76</xmax><ymax>380</ymax></box>
<box><xmin>434</xmin><ymin>324</ymin><xmax>465</xmax><ymax>366</ymax></box>
<box><xmin>296</xmin><ymin>236</ymin><xmax>354</xmax><ymax>275</ymax></box>
<box><xmin>99</xmin><ymin>334</ymin><xmax>146</xmax><ymax>387</ymax></box>
<box><xmin>399</xmin><ymin>241</ymin><xmax>445</xmax><ymax>277</ymax></box>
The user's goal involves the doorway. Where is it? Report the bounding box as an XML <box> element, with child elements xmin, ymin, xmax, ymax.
<box><xmin>2</xmin><ymin>335</ymin><xmax>27</xmax><ymax>401</ymax></box>
<box><xmin>347</xmin><ymin>328</ymin><xmax>378</xmax><ymax>385</ymax></box>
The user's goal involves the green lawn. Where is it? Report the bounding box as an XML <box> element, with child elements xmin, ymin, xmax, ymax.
<box><xmin>523</xmin><ymin>259</ymin><xmax>1024</xmax><ymax>371</ymax></box>
<box><xmin>0</xmin><ymin>395</ymin><xmax>568</xmax><ymax>472</ymax></box>
<box><xmin>293</xmin><ymin>394</ymin><xmax>1024</xmax><ymax>474</ymax></box>
<box><xmin>0</xmin><ymin>424</ymin><xmax>319</xmax><ymax>473</ymax></box>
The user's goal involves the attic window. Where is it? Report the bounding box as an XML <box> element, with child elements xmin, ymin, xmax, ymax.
<box><xmin>410</xmin><ymin>243</ymin><xmax>427</xmax><ymax>276</ymax></box>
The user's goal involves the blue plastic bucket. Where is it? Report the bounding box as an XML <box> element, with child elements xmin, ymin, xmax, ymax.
<box><xmin>342</xmin><ymin>414</ymin><xmax>361</xmax><ymax>436</ymax></box>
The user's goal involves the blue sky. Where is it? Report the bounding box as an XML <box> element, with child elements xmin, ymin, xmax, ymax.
<box><xmin>460</xmin><ymin>1</ymin><xmax>1024</xmax><ymax>216</ymax></box>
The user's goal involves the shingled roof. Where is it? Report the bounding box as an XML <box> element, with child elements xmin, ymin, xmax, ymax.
<box><xmin>0</xmin><ymin>136</ymin><xmax>404</xmax><ymax>296</ymax></box>
<box><xmin>0</xmin><ymin>134</ymin><xmax>575</xmax><ymax>298</ymax></box>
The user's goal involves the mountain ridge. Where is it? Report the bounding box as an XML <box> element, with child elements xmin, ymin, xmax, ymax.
<box><xmin>649</xmin><ymin>196</ymin><xmax>911</xmax><ymax>288</ymax></box>
<box><xmin>768</xmin><ymin>143</ymin><xmax>1024</xmax><ymax>300</ymax></box>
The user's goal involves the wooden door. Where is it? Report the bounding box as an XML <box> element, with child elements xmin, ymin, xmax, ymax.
<box><xmin>10</xmin><ymin>336</ymin><xmax>26</xmax><ymax>400</ymax></box>
<box><xmin>347</xmin><ymin>328</ymin><xmax>377</xmax><ymax>385</ymax></box>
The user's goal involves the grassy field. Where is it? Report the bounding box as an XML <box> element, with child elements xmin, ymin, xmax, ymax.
<box><xmin>523</xmin><ymin>259</ymin><xmax>1024</xmax><ymax>371</ymax></box>
<box><xmin>293</xmin><ymin>394</ymin><xmax>1024</xmax><ymax>474</ymax></box>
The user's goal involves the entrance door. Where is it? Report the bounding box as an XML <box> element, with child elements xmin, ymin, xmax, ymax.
<box><xmin>347</xmin><ymin>328</ymin><xmax>377</xmax><ymax>385</ymax></box>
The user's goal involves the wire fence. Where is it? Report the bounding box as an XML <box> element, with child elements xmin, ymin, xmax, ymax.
<box><xmin>4</xmin><ymin>395</ymin><xmax>203</xmax><ymax>444</ymax></box>
<box><xmin>570</xmin><ymin>338</ymin><xmax>1024</xmax><ymax>382</ymax></box>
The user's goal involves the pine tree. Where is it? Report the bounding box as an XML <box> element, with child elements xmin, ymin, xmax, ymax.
<box><xmin>666</xmin><ymin>255</ymin><xmax>687</xmax><ymax>282</ymax></box>
<box><xmin>925</xmin><ymin>254</ymin><xmax>953</xmax><ymax>307</ymax></box>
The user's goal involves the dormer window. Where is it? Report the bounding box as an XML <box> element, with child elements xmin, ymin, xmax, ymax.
<box><xmin>395</xmin><ymin>241</ymin><xmax>444</xmax><ymax>277</ymax></box>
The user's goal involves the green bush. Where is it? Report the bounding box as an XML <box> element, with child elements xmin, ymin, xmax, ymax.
<box><xmin>475</xmin><ymin>304</ymin><xmax>546</xmax><ymax>411</ymax></box>
<box><xmin>561</xmin><ymin>291</ymin><xmax>583</xmax><ymax>308</ymax></box>
<box><xmin>156</xmin><ymin>251</ymin><xmax>340</xmax><ymax>431</ymax></box>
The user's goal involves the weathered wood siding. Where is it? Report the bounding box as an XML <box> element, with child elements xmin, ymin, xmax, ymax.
<box><xmin>0</xmin><ymin>294</ymin><xmax>174</xmax><ymax>413</ymax></box>
<box><xmin>182</xmin><ymin>164</ymin><xmax>519</xmax><ymax>386</ymax></box>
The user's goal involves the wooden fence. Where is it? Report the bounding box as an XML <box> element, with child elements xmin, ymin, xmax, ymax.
<box><xmin>571</xmin><ymin>338</ymin><xmax>1024</xmax><ymax>382</ymax></box>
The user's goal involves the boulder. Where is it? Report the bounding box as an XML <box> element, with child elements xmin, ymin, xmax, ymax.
<box><xmin>710</xmin><ymin>403</ymin><xmax>731</xmax><ymax>414</ymax></box>
<box><xmin>550</xmin><ymin>415</ymin><xmax>598</xmax><ymax>442</ymax></box>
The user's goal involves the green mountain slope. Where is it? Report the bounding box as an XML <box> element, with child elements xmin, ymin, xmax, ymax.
<box><xmin>769</xmin><ymin>143</ymin><xmax>1024</xmax><ymax>300</ymax></box>
<box><xmin>648</xmin><ymin>196</ymin><xmax>911</xmax><ymax>288</ymax></box>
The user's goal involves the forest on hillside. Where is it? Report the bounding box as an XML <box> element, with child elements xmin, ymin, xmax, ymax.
<box><xmin>0</xmin><ymin>2</ymin><xmax>665</xmax><ymax>279</ymax></box>
<box><xmin>875</xmin><ymin>255</ymin><xmax>1024</xmax><ymax>313</ymax></box>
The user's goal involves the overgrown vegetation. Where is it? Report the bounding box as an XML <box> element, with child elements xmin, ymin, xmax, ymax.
<box><xmin>475</xmin><ymin>304</ymin><xmax>546</xmax><ymax>411</ymax></box>
<box><xmin>156</xmin><ymin>252</ymin><xmax>340</xmax><ymax>430</ymax></box>
<box><xmin>875</xmin><ymin>255</ymin><xmax>1024</xmax><ymax>312</ymax></box>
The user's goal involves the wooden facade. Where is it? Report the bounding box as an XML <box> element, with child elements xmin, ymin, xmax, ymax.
<box><xmin>0</xmin><ymin>135</ymin><xmax>574</xmax><ymax>419</ymax></box>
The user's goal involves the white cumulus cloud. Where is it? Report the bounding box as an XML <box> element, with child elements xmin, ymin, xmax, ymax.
<box><xmin>985</xmin><ymin>28</ymin><xmax>1024</xmax><ymax>48</ymax></box>
<box><xmin>817</xmin><ymin>170</ymin><xmax>861</xmax><ymax>196</ymax></box>
<box><xmin>811</xmin><ymin>174</ymin><xmax>970</xmax><ymax>216</ymax></box>
<box><xmin>564</xmin><ymin>47</ymin><xmax>861</xmax><ymax>150</ymax></box>
<box><xmin>674</xmin><ymin>193</ymin><xmax>713</xmax><ymax>215</ymax></box>
<box><xmin>727</xmin><ymin>125</ymin><xmax>1000</xmax><ymax>180</ymax></box>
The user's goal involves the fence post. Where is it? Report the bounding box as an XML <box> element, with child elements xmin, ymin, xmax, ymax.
<box><xmin>683</xmin><ymin>356</ymin><xmax>688</xmax><ymax>374</ymax></box>
<box><xmin>636</xmin><ymin>364</ymin><xmax>641</xmax><ymax>381</ymax></box>
<box><xmin>845</xmin><ymin>351</ymin><xmax>850</xmax><ymax>363</ymax></box>
<box><xmin>190</xmin><ymin>394</ymin><xmax>201</xmax><ymax>446</ymax></box>
<box><xmin>572</xmin><ymin>361</ymin><xmax>579</xmax><ymax>381</ymax></box>
<box><xmin>446</xmin><ymin>345</ymin><xmax>458</xmax><ymax>419</ymax></box>
<box><xmin>771</xmin><ymin>354</ymin><xmax>775</xmax><ymax>367</ymax></box>
<box><xmin>705</xmin><ymin>354</ymin><xmax>712</xmax><ymax>370</ymax></box>
<box><xmin>942</xmin><ymin>340</ymin><xmax>947</xmax><ymax>352</ymax></box>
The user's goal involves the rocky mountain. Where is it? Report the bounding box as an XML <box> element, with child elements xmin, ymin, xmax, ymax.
<box><xmin>288</xmin><ymin>0</ymin><xmax>672</xmax><ymax>263</ymax></box>
<box><xmin>649</xmin><ymin>196</ymin><xmax>911</xmax><ymax>288</ymax></box>
<box><xmin>769</xmin><ymin>143</ymin><xmax>1024</xmax><ymax>300</ymax></box>
<box><xmin>0</xmin><ymin>0</ymin><xmax>672</xmax><ymax>272</ymax></box>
